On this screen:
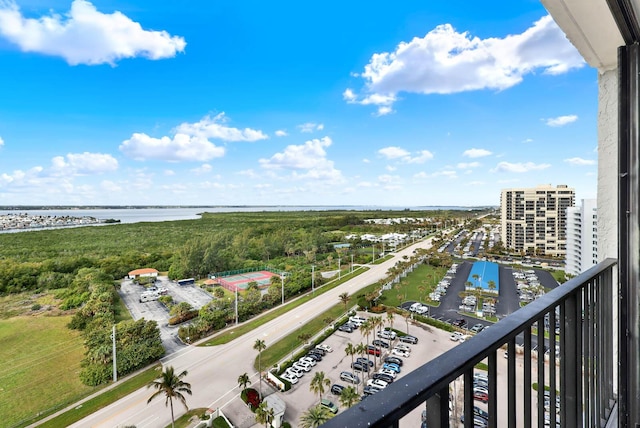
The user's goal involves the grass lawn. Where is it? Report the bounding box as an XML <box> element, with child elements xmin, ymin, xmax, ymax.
<box><xmin>165</xmin><ymin>407</ymin><xmax>209</xmax><ymax>428</ymax></box>
<box><xmin>379</xmin><ymin>263</ymin><xmax>448</xmax><ymax>307</ymax></box>
<box><xmin>0</xmin><ymin>315</ymin><xmax>93</xmax><ymax>428</ymax></box>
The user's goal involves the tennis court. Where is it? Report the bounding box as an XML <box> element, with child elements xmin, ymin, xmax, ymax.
<box><xmin>216</xmin><ymin>270</ymin><xmax>277</xmax><ymax>292</ymax></box>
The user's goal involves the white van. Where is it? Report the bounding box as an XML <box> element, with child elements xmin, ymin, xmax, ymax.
<box><xmin>349</xmin><ymin>316</ymin><xmax>366</xmax><ymax>326</ymax></box>
<box><xmin>409</xmin><ymin>302</ymin><xmax>422</xmax><ymax>312</ymax></box>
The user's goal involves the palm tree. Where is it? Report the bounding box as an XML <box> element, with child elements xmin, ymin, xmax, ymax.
<box><xmin>361</xmin><ymin>320</ymin><xmax>373</xmax><ymax>355</ymax></box>
<box><xmin>488</xmin><ymin>280</ymin><xmax>496</xmax><ymax>294</ymax></box>
<box><xmin>338</xmin><ymin>292</ymin><xmax>350</xmax><ymax>313</ymax></box>
<box><xmin>255</xmin><ymin>401</ymin><xmax>274</xmax><ymax>428</ymax></box>
<box><xmin>254</xmin><ymin>339</ymin><xmax>267</xmax><ymax>399</ymax></box>
<box><xmin>403</xmin><ymin>311</ymin><xmax>411</xmax><ymax>334</ymax></box>
<box><xmin>310</xmin><ymin>371</ymin><xmax>331</xmax><ymax>403</ymax></box>
<box><xmin>238</xmin><ymin>372</ymin><xmax>250</xmax><ymax>391</ymax></box>
<box><xmin>339</xmin><ymin>386</ymin><xmax>359</xmax><ymax>408</ymax></box>
<box><xmin>386</xmin><ymin>308</ymin><xmax>395</xmax><ymax>333</ymax></box>
<box><xmin>299</xmin><ymin>405</ymin><xmax>334</xmax><ymax>428</ymax></box>
<box><xmin>345</xmin><ymin>343</ymin><xmax>357</xmax><ymax>374</ymax></box>
<box><xmin>146</xmin><ymin>366</ymin><xmax>192</xmax><ymax>428</ymax></box>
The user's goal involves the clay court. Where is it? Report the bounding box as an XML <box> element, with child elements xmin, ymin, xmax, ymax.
<box><xmin>216</xmin><ymin>270</ymin><xmax>277</xmax><ymax>292</ymax></box>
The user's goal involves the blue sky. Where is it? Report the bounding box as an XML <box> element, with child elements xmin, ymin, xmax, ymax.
<box><xmin>0</xmin><ymin>0</ymin><xmax>597</xmax><ymax>206</ymax></box>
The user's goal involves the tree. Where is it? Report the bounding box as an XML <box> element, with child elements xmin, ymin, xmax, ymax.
<box><xmin>345</xmin><ymin>343</ymin><xmax>357</xmax><ymax>374</ymax></box>
<box><xmin>403</xmin><ymin>311</ymin><xmax>411</xmax><ymax>334</ymax></box>
<box><xmin>254</xmin><ymin>339</ymin><xmax>267</xmax><ymax>399</ymax></box>
<box><xmin>338</xmin><ymin>292</ymin><xmax>350</xmax><ymax>313</ymax></box>
<box><xmin>299</xmin><ymin>405</ymin><xmax>334</xmax><ymax>428</ymax></box>
<box><xmin>146</xmin><ymin>366</ymin><xmax>192</xmax><ymax>428</ymax></box>
<box><xmin>386</xmin><ymin>309</ymin><xmax>395</xmax><ymax>334</ymax></box>
<box><xmin>339</xmin><ymin>386</ymin><xmax>359</xmax><ymax>408</ymax></box>
<box><xmin>238</xmin><ymin>372</ymin><xmax>251</xmax><ymax>391</ymax></box>
<box><xmin>310</xmin><ymin>371</ymin><xmax>331</xmax><ymax>402</ymax></box>
<box><xmin>488</xmin><ymin>280</ymin><xmax>496</xmax><ymax>294</ymax></box>
<box><xmin>298</xmin><ymin>332</ymin><xmax>312</xmax><ymax>346</ymax></box>
<box><xmin>255</xmin><ymin>401</ymin><xmax>274</xmax><ymax>428</ymax></box>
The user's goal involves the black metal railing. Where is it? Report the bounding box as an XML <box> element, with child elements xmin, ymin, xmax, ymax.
<box><xmin>322</xmin><ymin>258</ymin><xmax>617</xmax><ymax>428</ymax></box>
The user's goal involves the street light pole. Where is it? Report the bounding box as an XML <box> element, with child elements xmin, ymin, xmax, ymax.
<box><xmin>281</xmin><ymin>273</ymin><xmax>285</xmax><ymax>305</ymax></box>
<box><xmin>112</xmin><ymin>325</ymin><xmax>117</xmax><ymax>382</ymax></box>
<box><xmin>235</xmin><ymin>287</ymin><xmax>238</xmax><ymax>325</ymax></box>
<box><xmin>351</xmin><ymin>253</ymin><xmax>354</xmax><ymax>273</ymax></box>
<box><xmin>338</xmin><ymin>257</ymin><xmax>341</xmax><ymax>280</ymax></box>
<box><xmin>311</xmin><ymin>265</ymin><xmax>315</xmax><ymax>294</ymax></box>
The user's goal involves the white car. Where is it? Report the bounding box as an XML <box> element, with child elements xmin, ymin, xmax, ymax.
<box><xmin>394</xmin><ymin>343</ymin><xmax>411</xmax><ymax>352</ymax></box>
<box><xmin>415</xmin><ymin>305</ymin><xmax>429</xmax><ymax>315</ymax></box>
<box><xmin>392</xmin><ymin>348</ymin><xmax>410</xmax><ymax>358</ymax></box>
<box><xmin>409</xmin><ymin>302</ymin><xmax>422</xmax><ymax>312</ymax></box>
<box><xmin>378</xmin><ymin>368</ymin><xmax>397</xmax><ymax>379</ymax></box>
<box><xmin>367</xmin><ymin>378</ymin><xmax>388</xmax><ymax>389</ymax></box>
<box><xmin>316</xmin><ymin>344</ymin><xmax>333</xmax><ymax>353</ymax></box>
<box><xmin>450</xmin><ymin>331</ymin><xmax>464</xmax><ymax>342</ymax></box>
<box><xmin>293</xmin><ymin>361</ymin><xmax>311</xmax><ymax>372</ymax></box>
<box><xmin>285</xmin><ymin>367</ymin><xmax>304</xmax><ymax>378</ymax></box>
<box><xmin>282</xmin><ymin>373</ymin><xmax>298</xmax><ymax>384</ymax></box>
<box><xmin>378</xmin><ymin>330</ymin><xmax>397</xmax><ymax>340</ymax></box>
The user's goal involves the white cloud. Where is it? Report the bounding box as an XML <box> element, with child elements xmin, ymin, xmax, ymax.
<box><xmin>164</xmin><ymin>169</ymin><xmax>175</xmax><ymax>176</ymax></box>
<box><xmin>375</xmin><ymin>106</ymin><xmax>394</xmax><ymax>116</ymax></box>
<box><xmin>545</xmin><ymin>114</ymin><xmax>578</xmax><ymax>127</ymax></box>
<box><xmin>432</xmin><ymin>170</ymin><xmax>457</xmax><ymax>178</ymax></box>
<box><xmin>344</xmin><ymin>88</ymin><xmax>396</xmax><ymax>116</ymax></box>
<box><xmin>297</xmin><ymin>122</ymin><xmax>324</xmax><ymax>133</ymax></box>
<box><xmin>362</xmin><ymin>158</ymin><xmax>370</xmax><ymax>163</ymax></box>
<box><xmin>490</xmin><ymin>161</ymin><xmax>551</xmax><ymax>173</ymax></box>
<box><xmin>523</xmin><ymin>138</ymin><xmax>534</xmax><ymax>143</ymax></box>
<box><xmin>0</xmin><ymin>136</ymin><xmax>4</xmax><ymax>146</ymax></box>
<box><xmin>175</xmin><ymin>113</ymin><xmax>267</xmax><ymax>142</ymax></box>
<box><xmin>51</xmin><ymin>152</ymin><xmax>118</xmax><ymax>175</ymax></box>
<box><xmin>378</xmin><ymin>146</ymin><xmax>433</xmax><ymax>163</ymax></box>
<box><xmin>385</xmin><ymin>165</ymin><xmax>397</xmax><ymax>172</ymax></box>
<box><xmin>191</xmin><ymin>163</ymin><xmax>213</xmax><ymax>174</ymax></box>
<box><xmin>347</xmin><ymin>15</ymin><xmax>583</xmax><ymax>113</ymax></box>
<box><xmin>275</xmin><ymin>130</ymin><xmax>288</xmax><ymax>137</ymax></box>
<box><xmin>0</xmin><ymin>0</ymin><xmax>186</xmax><ymax>66</ymax></box>
<box><xmin>101</xmin><ymin>180</ymin><xmax>122</xmax><ymax>193</ymax></box>
<box><xmin>457</xmin><ymin>161</ymin><xmax>480</xmax><ymax>169</ymax></box>
<box><xmin>259</xmin><ymin>136</ymin><xmax>343</xmax><ymax>182</ymax></box>
<box><xmin>463</xmin><ymin>148</ymin><xmax>492</xmax><ymax>158</ymax></box>
<box><xmin>120</xmin><ymin>133</ymin><xmax>225</xmax><ymax>161</ymax></box>
<box><xmin>564</xmin><ymin>157</ymin><xmax>596</xmax><ymax>166</ymax></box>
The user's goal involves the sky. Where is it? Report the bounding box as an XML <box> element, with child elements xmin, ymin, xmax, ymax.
<box><xmin>0</xmin><ymin>0</ymin><xmax>598</xmax><ymax>207</ymax></box>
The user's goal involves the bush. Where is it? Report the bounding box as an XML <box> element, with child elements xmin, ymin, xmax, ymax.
<box><xmin>168</xmin><ymin>310</ymin><xmax>198</xmax><ymax>325</ymax></box>
<box><xmin>31</xmin><ymin>303</ymin><xmax>42</xmax><ymax>311</ymax></box>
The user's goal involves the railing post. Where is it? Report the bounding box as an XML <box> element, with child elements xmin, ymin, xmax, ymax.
<box><xmin>425</xmin><ymin>386</ymin><xmax>449</xmax><ymax>427</ymax></box>
<box><xmin>561</xmin><ymin>294</ymin><xmax>579</xmax><ymax>427</ymax></box>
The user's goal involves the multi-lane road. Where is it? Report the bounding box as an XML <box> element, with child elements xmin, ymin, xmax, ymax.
<box><xmin>67</xmin><ymin>239</ymin><xmax>438</xmax><ymax>428</ymax></box>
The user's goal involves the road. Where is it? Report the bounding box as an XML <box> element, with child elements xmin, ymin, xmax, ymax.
<box><xmin>69</xmin><ymin>238</ymin><xmax>438</xmax><ymax>428</ymax></box>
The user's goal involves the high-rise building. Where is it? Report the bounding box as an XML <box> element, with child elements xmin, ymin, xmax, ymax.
<box><xmin>565</xmin><ymin>199</ymin><xmax>598</xmax><ymax>276</ymax></box>
<box><xmin>500</xmin><ymin>184</ymin><xmax>575</xmax><ymax>257</ymax></box>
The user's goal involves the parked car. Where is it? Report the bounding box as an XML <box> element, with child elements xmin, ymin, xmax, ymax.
<box><xmin>338</xmin><ymin>324</ymin><xmax>353</xmax><ymax>333</ymax></box>
<box><xmin>394</xmin><ymin>343</ymin><xmax>411</xmax><ymax>352</ymax></box>
<box><xmin>320</xmin><ymin>398</ymin><xmax>339</xmax><ymax>414</ymax></box>
<box><xmin>460</xmin><ymin>414</ymin><xmax>489</xmax><ymax>428</ymax></box>
<box><xmin>409</xmin><ymin>302</ymin><xmax>422</xmax><ymax>312</ymax></box>
<box><xmin>293</xmin><ymin>361</ymin><xmax>311</xmax><ymax>372</ymax></box>
<box><xmin>399</xmin><ymin>335</ymin><xmax>418</xmax><ymax>344</ymax></box>
<box><xmin>285</xmin><ymin>367</ymin><xmax>304</xmax><ymax>378</ymax></box>
<box><xmin>372</xmin><ymin>339</ymin><xmax>390</xmax><ymax>349</ymax></box>
<box><xmin>340</xmin><ymin>371</ymin><xmax>360</xmax><ymax>384</ymax></box>
<box><xmin>281</xmin><ymin>373</ymin><xmax>298</xmax><ymax>384</ymax></box>
<box><xmin>384</xmin><ymin>356</ymin><xmax>404</xmax><ymax>366</ymax></box>
<box><xmin>470</xmin><ymin>323</ymin><xmax>485</xmax><ymax>333</ymax></box>
<box><xmin>382</xmin><ymin>363</ymin><xmax>401</xmax><ymax>373</ymax></box>
<box><xmin>473</xmin><ymin>387</ymin><xmax>489</xmax><ymax>403</ymax></box>
<box><xmin>300</xmin><ymin>356</ymin><xmax>317</xmax><ymax>366</ymax></box>
<box><xmin>367</xmin><ymin>345</ymin><xmax>381</xmax><ymax>356</ymax></box>
<box><xmin>373</xmin><ymin>373</ymin><xmax>394</xmax><ymax>384</ymax></box>
<box><xmin>356</xmin><ymin>357</ymin><xmax>374</xmax><ymax>367</ymax></box>
<box><xmin>351</xmin><ymin>362</ymin><xmax>370</xmax><ymax>372</ymax></box>
<box><xmin>378</xmin><ymin>330</ymin><xmax>397</xmax><ymax>340</ymax></box>
<box><xmin>452</xmin><ymin>318</ymin><xmax>467</xmax><ymax>327</ymax></box>
<box><xmin>378</xmin><ymin>368</ymin><xmax>397</xmax><ymax>378</ymax></box>
<box><xmin>316</xmin><ymin>344</ymin><xmax>333</xmax><ymax>353</ymax></box>
<box><xmin>473</xmin><ymin>405</ymin><xmax>490</xmax><ymax>420</ymax></box>
<box><xmin>367</xmin><ymin>378</ymin><xmax>388</xmax><ymax>389</ymax></box>
<box><xmin>450</xmin><ymin>331</ymin><xmax>465</xmax><ymax>341</ymax></box>
<box><xmin>363</xmin><ymin>385</ymin><xmax>382</xmax><ymax>395</ymax></box>
<box><xmin>415</xmin><ymin>305</ymin><xmax>429</xmax><ymax>315</ymax></box>
<box><xmin>331</xmin><ymin>384</ymin><xmax>345</xmax><ymax>395</ymax></box>
<box><xmin>310</xmin><ymin>347</ymin><xmax>326</xmax><ymax>356</ymax></box>
<box><xmin>392</xmin><ymin>348</ymin><xmax>410</xmax><ymax>358</ymax></box>
<box><xmin>305</xmin><ymin>352</ymin><xmax>322</xmax><ymax>361</ymax></box>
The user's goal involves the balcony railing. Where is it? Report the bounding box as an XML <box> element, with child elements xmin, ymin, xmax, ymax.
<box><xmin>322</xmin><ymin>258</ymin><xmax>617</xmax><ymax>428</ymax></box>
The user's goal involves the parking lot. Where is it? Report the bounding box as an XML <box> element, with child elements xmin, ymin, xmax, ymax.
<box><xmin>277</xmin><ymin>312</ymin><xmax>459</xmax><ymax>426</ymax></box>
<box><xmin>118</xmin><ymin>276</ymin><xmax>213</xmax><ymax>354</ymax></box>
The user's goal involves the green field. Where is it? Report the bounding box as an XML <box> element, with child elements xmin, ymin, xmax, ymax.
<box><xmin>0</xmin><ymin>315</ymin><xmax>94</xmax><ymax>427</ymax></box>
<box><xmin>380</xmin><ymin>263</ymin><xmax>448</xmax><ymax>307</ymax></box>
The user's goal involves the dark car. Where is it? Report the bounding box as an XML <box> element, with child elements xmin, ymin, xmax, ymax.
<box><xmin>399</xmin><ymin>335</ymin><xmax>418</xmax><ymax>344</ymax></box>
<box><xmin>363</xmin><ymin>385</ymin><xmax>381</xmax><ymax>395</ymax></box>
<box><xmin>351</xmin><ymin>362</ymin><xmax>369</xmax><ymax>372</ymax></box>
<box><xmin>453</xmin><ymin>318</ymin><xmax>467</xmax><ymax>327</ymax></box>
<box><xmin>373</xmin><ymin>373</ymin><xmax>394</xmax><ymax>384</ymax></box>
<box><xmin>307</xmin><ymin>350</ymin><xmax>324</xmax><ymax>359</ymax></box>
<box><xmin>311</xmin><ymin>347</ymin><xmax>326</xmax><ymax>356</ymax></box>
<box><xmin>356</xmin><ymin>357</ymin><xmax>374</xmax><ymax>367</ymax></box>
<box><xmin>305</xmin><ymin>352</ymin><xmax>322</xmax><ymax>361</ymax></box>
<box><xmin>367</xmin><ymin>345</ymin><xmax>381</xmax><ymax>356</ymax></box>
<box><xmin>384</xmin><ymin>356</ymin><xmax>403</xmax><ymax>367</ymax></box>
<box><xmin>460</xmin><ymin>414</ymin><xmax>489</xmax><ymax>428</ymax></box>
<box><xmin>331</xmin><ymin>384</ymin><xmax>345</xmax><ymax>395</ymax></box>
<box><xmin>372</xmin><ymin>339</ymin><xmax>390</xmax><ymax>349</ymax></box>
<box><xmin>338</xmin><ymin>324</ymin><xmax>354</xmax><ymax>333</ymax></box>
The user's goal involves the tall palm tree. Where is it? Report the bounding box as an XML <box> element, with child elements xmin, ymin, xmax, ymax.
<box><xmin>339</xmin><ymin>386</ymin><xmax>359</xmax><ymax>408</ymax></box>
<box><xmin>255</xmin><ymin>401</ymin><xmax>274</xmax><ymax>428</ymax></box>
<box><xmin>355</xmin><ymin>342</ymin><xmax>368</xmax><ymax>385</ymax></box>
<box><xmin>338</xmin><ymin>292</ymin><xmax>350</xmax><ymax>313</ymax></box>
<box><xmin>361</xmin><ymin>320</ymin><xmax>373</xmax><ymax>356</ymax></box>
<box><xmin>237</xmin><ymin>372</ymin><xmax>250</xmax><ymax>391</ymax></box>
<box><xmin>345</xmin><ymin>343</ymin><xmax>357</xmax><ymax>373</ymax></box>
<box><xmin>299</xmin><ymin>405</ymin><xmax>334</xmax><ymax>428</ymax></box>
<box><xmin>146</xmin><ymin>366</ymin><xmax>192</xmax><ymax>428</ymax></box>
<box><xmin>403</xmin><ymin>311</ymin><xmax>411</xmax><ymax>334</ymax></box>
<box><xmin>310</xmin><ymin>371</ymin><xmax>331</xmax><ymax>402</ymax></box>
<box><xmin>254</xmin><ymin>339</ymin><xmax>267</xmax><ymax>399</ymax></box>
<box><xmin>386</xmin><ymin>309</ymin><xmax>395</xmax><ymax>333</ymax></box>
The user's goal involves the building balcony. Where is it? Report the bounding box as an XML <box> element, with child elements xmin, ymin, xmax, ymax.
<box><xmin>322</xmin><ymin>259</ymin><xmax>618</xmax><ymax>428</ymax></box>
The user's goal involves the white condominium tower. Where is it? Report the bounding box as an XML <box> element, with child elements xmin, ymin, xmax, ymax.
<box><xmin>500</xmin><ymin>184</ymin><xmax>575</xmax><ymax>257</ymax></box>
<box><xmin>565</xmin><ymin>199</ymin><xmax>598</xmax><ymax>276</ymax></box>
